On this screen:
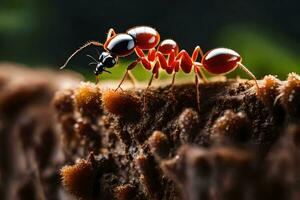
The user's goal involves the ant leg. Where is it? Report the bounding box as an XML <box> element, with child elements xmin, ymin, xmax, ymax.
<box><xmin>171</xmin><ymin>73</ymin><xmax>176</xmax><ymax>87</ymax></box>
<box><xmin>146</xmin><ymin>74</ymin><xmax>154</xmax><ymax>92</ymax></box>
<box><xmin>192</xmin><ymin>46</ymin><xmax>204</xmax><ymax>61</ymax></box>
<box><xmin>169</xmin><ymin>72</ymin><xmax>177</xmax><ymax>103</ymax></box>
<box><xmin>198</xmin><ymin>68</ymin><xmax>208</xmax><ymax>83</ymax></box>
<box><xmin>60</xmin><ymin>41</ymin><xmax>103</xmax><ymax>69</ymax></box>
<box><xmin>115</xmin><ymin>59</ymin><xmax>140</xmax><ymax>91</ymax></box>
<box><xmin>115</xmin><ymin>70</ymin><xmax>129</xmax><ymax>91</ymax></box>
<box><xmin>106</xmin><ymin>28</ymin><xmax>116</xmax><ymax>41</ymax></box>
<box><xmin>134</xmin><ymin>47</ymin><xmax>153</xmax><ymax>70</ymax></box>
<box><xmin>148</xmin><ymin>48</ymin><xmax>157</xmax><ymax>62</ymax></box>
<box><xmin>127</xmin><ymin>71</ymin><xmax>137</xmax><ymax>88</ymax></box>
<box><xmin>168</xmin><ymin>50</ymin><xmax>176</xmax><ymax>66</ymax></box>
<box><xmin>176</xmin><ymin>50</ymin><xmax>194</xmax><ymax>73</ymax></box>
<box><xmin>194</xmin><ymin>63</ymin><xmax>208</xmax><ymax>83</ymax></box>
<box><xmin>191</xmin><ymin>46</ymin><xmax>208</xmax><ymax>83</ymax></box>
<box><xmin>194</xmin><ymin>72</ymin><xmax>200</xmax><ymax>112</ymax></box>
<box><xmin>135</xmin><ymin>47</ymin><xmax>146</xmax><ymax>58</ymax></box>
<box><xmin>237</xmin><ymin>62</ymin><xmax>260</xmax><ymax>93</ymax></box>
<box><xmin>156</xmin><ymin>52</ymin><xmax>168</xmax><ymax>69</ymax></box>
<box><xmin>95</xmin><ymin>75</ymin><xmax>99</xmax><ymax>84</ymax></box>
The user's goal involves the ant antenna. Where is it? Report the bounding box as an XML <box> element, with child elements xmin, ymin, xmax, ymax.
<box><xmin>60</xmin><ymin>41</ymin><xmax>103</xmax><ymax>69</ymax></box>
<box><xmin>86</xmin><ymin>54</ymin><xmax>98</xmax><ymax>63</ymax></box>
<box><xmin>89</xmin><ymin>62</ymin><xmax>98</xmax><ymax>66</ymax></box>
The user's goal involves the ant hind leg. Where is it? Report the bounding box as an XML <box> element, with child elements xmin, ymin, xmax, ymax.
<box><xmin>194</xmin><ymin>72</ymin><xmax>201</xmax><ymax>112</ymax></box>
<box><xmin>197</xmin><ymin>66</ymin><xmax>208</xmax><ymax>83</ymax></box>
<box><xmin>237</xmin><ymin>62</ymin><xmax>260</xmax><ymax>94</ymax></box>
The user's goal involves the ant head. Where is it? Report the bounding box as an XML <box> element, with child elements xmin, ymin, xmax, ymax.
<box><xmin>93</xmin><ymin>52</ymin><xmax>118</xmax><ymax>75</ymax></box>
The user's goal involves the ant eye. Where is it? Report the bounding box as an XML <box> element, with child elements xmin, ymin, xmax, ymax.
<box><xmin>103</xmin><ymin>56</ymin><xmax>116</xmax><ymax>68</ymax></box>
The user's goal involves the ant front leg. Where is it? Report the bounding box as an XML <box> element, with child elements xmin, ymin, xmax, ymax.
<box><xmin>194</xmin><ymin>67</ymin><xmax>201</xmax><ymax>112</ymax></box>
<box><xmin>60</xmin><ymin>41</ymin><xmax>103</xmax><ymax>69</ymax></box>
<box><xmin>106</xmin><ymin>28</ymin><xmax>116</xmax><ymax>41</ymax></box>
<box><xmin>115</xmin><ymin>54</ymin><xmax>153</xmax><ymax>91</ymax></box>
<box><xmin>115</xmin><ymin>59</ymin><xmax>141</xmax><ymax>91</ymax></box>
<box><xmin>191</xmin><ymin>46</ymin><xmax>204</xmax><ymax>61</ymax></box>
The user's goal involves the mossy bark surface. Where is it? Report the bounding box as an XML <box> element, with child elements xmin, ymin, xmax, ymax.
<box><xmin>2</xmin><ymin>63</ymin><xmax>300</xmax><ymax>200</ymax></box>
<box><xmin>56</xmin><ymin>73</ymin><xmax>300</xmax><ymax>199</ymax></box>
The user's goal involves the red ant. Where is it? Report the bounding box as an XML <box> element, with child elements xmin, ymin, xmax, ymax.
<box><xmin>60</xmin><ymin>26</ymin><xmax>259</xmax><ymax>111</ymax></box>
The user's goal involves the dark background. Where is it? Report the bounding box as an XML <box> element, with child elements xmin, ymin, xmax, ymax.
<box><xmin>1</xmin><ymin>0</ymin><xmax>300</xmax><ymax>79</ymax></box>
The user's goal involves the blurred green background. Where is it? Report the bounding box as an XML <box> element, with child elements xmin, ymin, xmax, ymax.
<box><xmin>0</xmin><ymin>0</ymin><xmax>299</xmax><ymax>81</ymax></box>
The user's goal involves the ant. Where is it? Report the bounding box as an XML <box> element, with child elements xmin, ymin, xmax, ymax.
<box><xmin>60</xmin><ymin>26</ymin><xmax>259</xmax><ymax>111</ymax></box>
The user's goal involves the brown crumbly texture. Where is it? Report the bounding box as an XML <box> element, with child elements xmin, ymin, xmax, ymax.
<box><xmin>0</xmin><ymin>63</ymin><xmax>81</xmax><ymax>200</ymax></box>
<box><xmin>54</xmin><ymin>73</ymin><xmax>300</xmax><ymax>200</ymax></box>
<box><xmin>2</xmin><ymin>62</ymin><xmax>300</xmax><ymax>200</ymax></box>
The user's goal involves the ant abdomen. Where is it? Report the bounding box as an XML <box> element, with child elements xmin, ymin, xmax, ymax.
<box><xmin>201</xmin><ymin>48</ymin><xmax>242</xmax><ymax>75</ymax></box>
